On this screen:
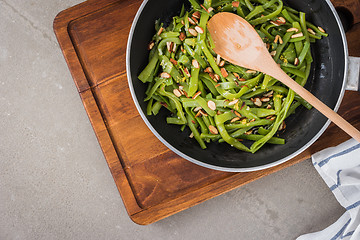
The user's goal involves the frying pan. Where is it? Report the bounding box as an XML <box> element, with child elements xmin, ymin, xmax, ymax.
<box><xmin>127</xmin><ymin>0</ymin><xmax>351</xmax><ymax>172</ymax></box>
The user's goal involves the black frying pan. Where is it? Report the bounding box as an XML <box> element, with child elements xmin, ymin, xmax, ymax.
<box><xmin>126</xmin><ymin>0</ymin><xmax>348</xmax><ymax>172</ymax></box>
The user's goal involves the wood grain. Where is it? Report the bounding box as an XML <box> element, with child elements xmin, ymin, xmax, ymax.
<box><xmin>54</xmin><ymin>0</ymin><xmax>360</xmax><ymax>225</ymax></box>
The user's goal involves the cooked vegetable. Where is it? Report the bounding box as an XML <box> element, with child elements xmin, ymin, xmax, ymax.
<box><xmin>138</xmin><ymin>0</ymin><xmax>327</xmax><ymax>153</ymax></box>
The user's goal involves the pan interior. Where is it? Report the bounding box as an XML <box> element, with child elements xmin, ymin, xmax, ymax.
<box><xmin>128</xmin><ymin>0</ymin><xmax>346</xmax><ymax>170</ymax></box>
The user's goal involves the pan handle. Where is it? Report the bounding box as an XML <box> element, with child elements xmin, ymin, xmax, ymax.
<box><xmin>346</xmin><ymin>56</ymin><xmax>360</xmax><ymax>92</ymax></box>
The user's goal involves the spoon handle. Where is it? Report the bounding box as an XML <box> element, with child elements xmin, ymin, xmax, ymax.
<box><xmin>272</xmin><ymin>68</ymin><xmax>360</xmax><ymax>142</ymax></box>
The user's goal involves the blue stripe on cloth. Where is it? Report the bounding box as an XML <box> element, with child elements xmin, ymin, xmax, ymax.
<box><xmin>331</xmin><ymin>218</ymin><xmax>351</xmax><ymax>240</ymax></box>
<box><xmin>329</xmin><ymin>184</ymin><xmax>338</xmax><ymax>191</ymax></box>
<box><xmin>346</xmin><ymin>200</ymin><xmax>360</xmax><ymax>211</ymax></box>
<box><xmin>318</xmin><ymin>144</ymin><xmax>360</xmax><ymax>167</ymax></box>
<box><xmin>337</xmin><ymin>170</ymin><xmax>343</xmax><ymax>186</ymax></box>
<box><xmin>341</xmin><ymin>230</ymin><xmax>354</xmax><ymax>239</ymax></box>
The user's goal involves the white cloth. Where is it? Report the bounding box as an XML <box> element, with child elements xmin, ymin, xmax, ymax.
<box><xmin>297</xmin><ymin>138</ymin><xmax>360</xmax><ymax>240</ymax></box>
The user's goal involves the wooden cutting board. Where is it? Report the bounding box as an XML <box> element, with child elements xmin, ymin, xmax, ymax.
<box><xmin>54</xmin><ymin>0</ymin><xmax>360</xmax><ymax>225</ymax></box>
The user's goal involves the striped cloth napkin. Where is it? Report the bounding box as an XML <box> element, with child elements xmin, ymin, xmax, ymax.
<box><xmin>297</xmin><ymin>138</ymin><xmax>360</xmax><ymax>240</ymax></box>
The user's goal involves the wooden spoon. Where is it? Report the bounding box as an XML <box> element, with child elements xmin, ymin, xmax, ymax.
<box><xmin>207</xmin><ymin>12</ymin><xmax>360</xmax><ymax>142</ymax></box>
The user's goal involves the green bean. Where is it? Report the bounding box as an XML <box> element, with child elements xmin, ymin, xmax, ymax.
<box><xmin>249</xmin><ymin>0</ymin><xmax>283</xmax><ymax>25</ymax></box>
<box><xmin>146</xmin><ymin>98</ymin><xmax>154</xmax><ymax>115</ymax></box>
<box><xmin>215</xmin><ymin>114</ymin><xmax>251</xmax><ymax>152</ymax></box>
<box><xmin>246</xmin><ymin>6</ymin><xmax>264</xmax><ymax>20</ymax></box>
<box><xmin>152</xmin><ymin>101</ymin><xmax>163</xmax><ymax>115</ymax></box>
<box><xmin>225</xmin><ymin>119</ymin><xmax>274</xmax><ymax>130</ymax></box>
<box><xmin>240</xmin><ymin>134</ymin><xmax>285</xmax><ymax>144</ymax></box>
<box><xmin>138</xmin><ymin>53</ymin><xmax>159</xmax><ymax>82</ymax></box>
<box><xmin>187</xmin><ymin>113</ymin><xmax>207</xmax><ymax>149</ymax></box>
<box><xmin>250</xmin><ymin>108</ymin><xmax>276</xmax><ymax>118</ymax></box>
<box><xmin>144</xmin><ymin>78</ymin><xmax>165</xmax><ymax>101</ymax></box>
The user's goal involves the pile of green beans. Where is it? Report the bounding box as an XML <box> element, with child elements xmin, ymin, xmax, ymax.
<box><xmin>138</xmin><ymin>0</ymin><xmax>327</xmax><ymax>153</ymax></box>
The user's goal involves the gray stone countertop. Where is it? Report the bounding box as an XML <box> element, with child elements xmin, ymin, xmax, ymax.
<box><xmin>0</xmin><ymin>0</ymin><xmax>343</xmax><ymax>239</ymax></box>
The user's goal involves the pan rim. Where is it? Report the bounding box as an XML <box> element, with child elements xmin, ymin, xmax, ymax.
<box><xmin>126</xmin><ymin>0</ymin><xmax>348</xmax><ymax>172</ymax></box>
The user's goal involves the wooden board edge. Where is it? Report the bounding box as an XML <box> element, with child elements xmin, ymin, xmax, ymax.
<box><xmin>129</xmin><ymin>150</ymin><xmax>310</xmax><ymax>225</ymax></box>
<box><xmin>78</xmin><ymin>89</ymin><xmax>144</xmax><ymax>216</ymax></box>
<box><xmin>53</xmin><ymin>0</ymin><xmax>122</xmax><ymax>93</ymax></box>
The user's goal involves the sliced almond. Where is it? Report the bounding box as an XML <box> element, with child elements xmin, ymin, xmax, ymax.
<box><xmin>274</xmin><ymin>35</ymin><xmax>280</xmax><ymax>44</ymax></box>
<box><xmin>191</xmin><ymin>17</ymin><xmax>199</xmax><ymax>24</ymax></box>
<box><xmin>170</xmin><ymin>58</ymin><xmax>178</xmax><ymax>65</ymax></box>
<box><xmin>307</xmin><ymin>28</ymin><xmax>316</xmax><ymax>35</ymax></box>
<box><xmin>192</xmin><ymin>11</ymin><xmax>201</xmax><ymax>19</ymax></box>
<box><xmin>192</xmin><ymin>91</ymin><xmax>202</xmax><ymax>99</ymax></box>
<box><xmin>209</xmin><ymin>72</ymin><xmax>216</xmax><ymax>82</ymax></box>
<box><xmin>270</xmin><ymin>51</ymin><xmax>277</xmax><ymax>57</ymax></box>
<box><xmin>195</xmin><ymin>26</ymin><xmax>204</xmax><ymax>34</ymax></box>
<box><xmin>278</xmin><ymin>35</ymin><xmax>283</xmax><ymax>44</ymax></box>
<box><xmin>179</xmin><ymin>32</ymin><xmax>186</xmax><ymax>41</ymax></box>
<box><xmin>234</xmin><ymin>111</ymin><xmax>242</xmax><ymax>118</ymax></box>
<box><xmin>192</xmin><ymin>59</ymin><xmax>200</xmax><ymax>69</ymax></box>
<box><xmin>219</xmin><ymin>60</ymin><xmax>225</xmax><ymax>67</ymax></box>
<box><xmin>220</xmin><ymin>68</ymin><xmax>228</xmax><ymax>78</ymax></box>
<box><xmin>166</xmin><ymin>41</ymin><xmax>173</xmax><ymax>53</ymax></box>
<box><xmin>277</xmin><ymin>17</ymin><xmax>286</xmax><ymax>24</ymax></box>
<box><xmin>194</xmin><ymin>110</ymin><xmax>202</xmax><ymax>118</ymax></box>
<box><xmin>266</xmin><ymin>104</ymin><xmax>272</xmax><ymax>109</ymax></box>
<box><xmin>199</xmin><ymin>109</ymin><xmax>208</xmax><ymax>116</ymax></box>
<box><xmin>148</xmin><ymin>41</ymin><xmax>155</xmax><ymax>50</ymax></box>
<box><xmin>160</xmin><ymin>72</ymin><xmax>171</xmax><ymax>79</ymax></box>
<box><xmin>157</xmin><ymin>27</ymin><xmax>164</xmax><ymax>35</ymax></box>
<box><xmin>214</xmin><ymin>74</ymin><xmax>220</xmax><ymax>82</ymax></box>
<box><xmin>270</xmin><ymin>20</ymin><xmax>280</xmax><ymax>26</ymax></box>
<box><xmin>200</xmin><ymin>4</ymin><xmax>213</xmax><ymax>13</ymax></box>
<box><xmin>245</xmin><ymin>129</ymin><xmax>253</xmax><ymax>135</ymax></box>
<box><xmin>189</xmin><ymin>132</ymin><xmax>194</xmax><ymax>138</ymax></box>
<box><xmin>204</xmin><ymin>67</ymin><xmax>213</xmax><ymax>73</ymax></box>
<box><xmin>194</xmin><ymin>106</ymin><xmax>202</xmax><ymax>112</ymax></box>
<box><xmin>181</xmin><ymin>20</ymin><xmax>185</xmax><ymax>25</ymax></box>
<box><xmin>287</xmin><ymin>27</ymin><xmax>299</xmax><ymax>32</ymax></box>
<box><xmin>188</xmin><ymin>28</ymin><xmax>198</xmax><ymax>36</ymax></box>
<box><xmin>253</xmin><ymin>97</ymin><xmax>262</xmax><ymax>107</ymax></box>
<box><xmin>207</xmin><ymin>100</ymin><xmax>216</xmax><ymax>111</ymax></box>
<box><xmin>233</xmin><ymin>72</ymin><xmax>240</xmax><ymax>79</ymax></box>
<box><xmin>318</xmin><ymin>26</ymin><xmax>326</xmax><ymax>33</ymax></box>
<box><xmin>216</xmin><ymin>54</ymin><xmax>221</xmax><ymax>65</ymax></box>
<box><xmin>246</xmin><ymin>69</ymin><xmax>257</xmax><ymax>74</ymax></box>
<box><xmin>184</xmin><ymin>68</ymin><xmax>191</xmax><ymax>78</ymax></box>
<box><xmin>228</xmin><ymin>99</ymin><xmax>239</xmax><ymax>106</ymax></box>
<box><xmin>188</xmin><ymin>17</ymin><xmax>196</xmax><ymax>25</ymax></box>
<box><xmin>291</xmin><ymin>32</ymin><xmax>304</xmax><ymax>39</ymax></box>
<box><xmin>279</xmin><ymin>121</ymin><xmax>286</xmax><ymax>131</ymax></box>
<box><xmin>261</xmin><ymin>97</ymin><xmax>270</xmax><ymax>102</ymax></box>
<box><xmin>173</xmin><ymin>89</ymin><xmax>182</xmax><ymax>97</ymax></box>
<box><xmin>209</xmin><ymin>125</ymin><xmax>219</xmax><ymax>135</ymax></box>
<box><xmin>180</xmin><ymin>45</ymin><xmax>185</xmax><ymax>53</ymax></box>
<box><xmin>294</xmin><ymin>57</ymin><xmax>299</xmax><ymax>66</ymax></box>
<box><xmin>231</xmin><ymin>117</ymin><xmax>240</xmax><ymax>123</ymax></box>
<box><xmin>263</xmin><ymin>90</ymin><xmax>273</xmax><ymax>97</ymax></box>
<box><xmin>232</xmin><ymin>1</ymin><xmax>240</xmax><ymax>7</ymax></box>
